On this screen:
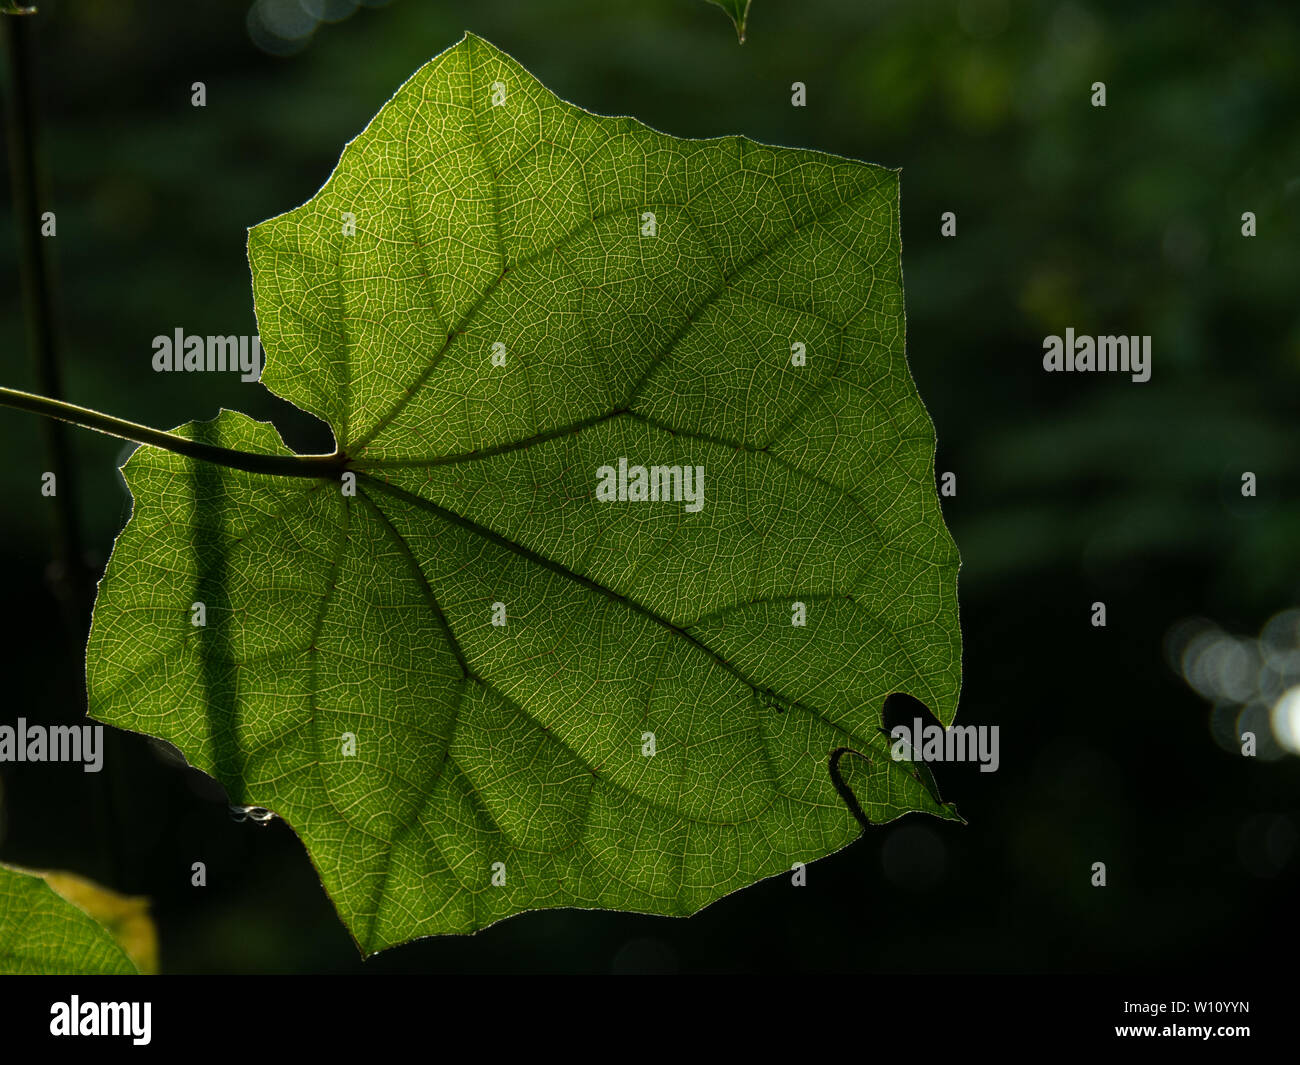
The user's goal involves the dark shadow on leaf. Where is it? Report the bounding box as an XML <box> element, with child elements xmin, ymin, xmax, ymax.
<box><xmin>190</xmin><ymin>420</ymin><xmax>243</xmax><ymax>801</ymax></box>
<box><xmin>827</xmin><ymin>746</ymin><xmax>873</xmax><ymax>833</ymax></box>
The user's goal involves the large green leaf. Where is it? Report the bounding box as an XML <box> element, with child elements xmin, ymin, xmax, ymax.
<box><xmin>0</xmin><ymin>863</ymin><xmax>142</xmax><ymax>974</ymax></box>
<box><xmin>86</xmin><ymin>33</ymin><xmax>961</xmax><ymax>953</ymax></box>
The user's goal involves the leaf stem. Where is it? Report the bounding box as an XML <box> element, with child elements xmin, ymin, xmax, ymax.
<box><xmin>0</xmin><ymin>386</ymin><xmax>347</xmax><ymax>478</ymax></box>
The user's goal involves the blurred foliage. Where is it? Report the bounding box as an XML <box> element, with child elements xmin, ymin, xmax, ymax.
<box><xmin>40</xmin><ymin>868</ymin><xmax>157</xmax><ymax>973</ymax></box>
<box><xmin>0</xmin><ymin>0</ymin><xmax>1296</xmax><ymax>973</ymax></box>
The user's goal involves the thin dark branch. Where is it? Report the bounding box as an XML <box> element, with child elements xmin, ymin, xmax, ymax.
<box><xmin>2</xmin><ymin>13</ymin><xmax>89</xmax><ymax>623</ymax></box>
<box><xmin>0</xmin><ymin>386</ymin><xmax>348</xmax><ymax>478</ymax></box>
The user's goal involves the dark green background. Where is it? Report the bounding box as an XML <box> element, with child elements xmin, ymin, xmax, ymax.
<box><xmin>1</xmin><ymin>0</ymin><xmax>1296</xmax><ymax>972</ymax></box>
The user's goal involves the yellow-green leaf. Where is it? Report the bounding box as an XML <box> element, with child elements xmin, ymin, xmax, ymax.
<box><xmin>86</xmin><ymin>34</ymin><xmax>961</xmax><ymax>955</ymax></box>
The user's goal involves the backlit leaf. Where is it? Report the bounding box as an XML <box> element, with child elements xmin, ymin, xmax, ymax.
<box><xmin>0</xmin><ymin>863</ymin><xmax>146</xmax><ymax>974</ymax></box>
<box><xmin>86</xmin><ymin>34</ymin><xmax>962</xmax><ymax>954</ymax></box>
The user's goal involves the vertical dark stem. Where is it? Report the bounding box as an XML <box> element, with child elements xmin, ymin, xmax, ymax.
<box><xmin>3</xmin><ymin>11</ymin><xmax>117</xmax><ymax>891</ymax></box>
<box><xmin>3</xmin><ymin>12</ymin><xmax>92</xmax><ymax>634</ymax></box>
